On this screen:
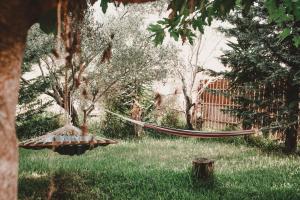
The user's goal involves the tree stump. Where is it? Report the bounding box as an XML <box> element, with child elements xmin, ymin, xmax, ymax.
<box><xmin>192</xmin><ymin>158</ymin><xmax>214</xmax><ymax>184</ymax></box>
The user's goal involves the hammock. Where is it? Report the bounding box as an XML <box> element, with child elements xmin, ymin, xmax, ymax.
<box><xmin>19</xmin><ymin>124</ymin><xmax>117</xmax><ymax>155</ymax></box>
<box><xmin>105</xmin><ymin>110</ymin><xmax>255</xmax><ymax>138</ymax></box>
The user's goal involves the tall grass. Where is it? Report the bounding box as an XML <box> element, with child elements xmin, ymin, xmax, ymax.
<box><xmin>19</xmin><ymin>138</ymin><xmax>300</xmax><ymax>199</ymax></box>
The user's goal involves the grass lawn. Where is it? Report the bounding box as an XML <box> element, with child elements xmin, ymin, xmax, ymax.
<box><xmin>19</xmin><ymin>137</ymin><xmax>300</xmax><ymax>200</ymax></box>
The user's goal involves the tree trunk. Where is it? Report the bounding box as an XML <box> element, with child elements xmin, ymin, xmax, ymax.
<box><xmin>0</xmin><ymin>1</ymin><xmax>58</xmax><ymax>198</ymax></box>
<box><xmin>242</xmin><ymin>119</ymin><xmax>253</xmax><ymax>141</ymax></box>
<box><xmin>46</xmin><ymin>91</ymin><xmax>80</xmax><ymax>126</ymax></box>
<box><xmin>0</xmin><ymin>17</ymin><xmax>28</xmax><ymax>200</ymax></box>
<box><xmin>185</xmin><ymin>103</ymin><xmax>194</xmax><ymax>130</ymax></box>
<box><xmin>181</xmin><ymin>76</ymin><xmax>194</xmax><ymax>130</ymax></box>
<box><xmin>70</xmin><ymin>105</ymin><xmax>80</xmax><ymax>127</ymax></box>
<box><xmin>284</xmin><ymin>77</ymin><xmax>299</xmax><ymax>153</ymax></box>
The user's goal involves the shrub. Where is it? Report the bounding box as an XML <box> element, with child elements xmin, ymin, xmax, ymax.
<box><xmin>160</xmin><ymin>110</ymin><xmax>185</xmax><ymax>129</ymax></box>
<box><xmin>100</xmin><ymin>113</ymin><xmax>135</xmax><ymax>139</ymax></box>
<box><xmin>16</xmin><ymin>112</ymin><xmax>60</xmax><ymax>140</ymax></box>
<box><xmin>147</xmin><ymin>110</ymin><xmax>185</xmax><ymax>139</ymax></box>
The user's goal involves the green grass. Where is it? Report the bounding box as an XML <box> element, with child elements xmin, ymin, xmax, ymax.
<box><xmin>19</xmin><ymin>138</ymin><xmax>300</xmax><ymax>200</ymax></box>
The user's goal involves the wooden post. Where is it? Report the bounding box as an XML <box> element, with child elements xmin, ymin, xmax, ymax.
<box><xmin>192</xmin><ymin>158</ymin><xmax>214</xmax><ymax>184</ymax></box>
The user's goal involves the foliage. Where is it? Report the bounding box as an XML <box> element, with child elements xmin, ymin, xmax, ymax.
<box><xmin>265</xmin><ymin>0</ymin><xmax>300</xmax><ymax>46</ymax></box>
<box><xmin>19</xmin><ymin>138</ymin><xmax>300</xmax><ymax>199</ymax></box>
<box><xmin>160</xmin><ymin>109</ymin><xmax>185</xmax><ymax>129</ymax></box>
<box><xmin>16</xmin><ymin>112</ymin><xmax>60</xmax><ymax>140</ymax></box>
<box><xmin>217</xmin><ymin>1</ymin><xmax>300</xmax><ymax>152</ymax></box>
<box><xmin>146</xmin><ymin>109</ymin><xmax>186</xmax><ymax>139</ymax></box>
<box><xmin>244</xmin><ymin>135</ymin><xmax>283</xmax><ymax>152</ymax></box>
<box><xmin>102</xmin><ymin>85</ymin><xmax>156</xmax><ymax>138</ymax></box>
<box><xmin>213</xmin><ymin>134</ymin><xmax>283</xmax><ymax>153</ymax></box>
<box><xmin>100</xmin><ymin>113</ymin><xmax>135</xmax><ymax>139</ymax></box>
<box><xmin>94</xmin><ymin>5</ymin><xmax>177</xmax><ymax>138</ymax></box>
<box><xmin>20</xmin><ymin>24</ymin><xmax>54</xmax><ymax>104</ymax></box>
<box><xmin>17</xmin><ymin>24</ymin><xmax>58</xmax><ymax>138</ymax></box>
<box><xmin>72</xmin><ymin>7</ymin><xmax>176</xmax><ymax>125</ymax></box>
<box><xmin>22</xmin><ymin>24</ymin><xmax>55</xmax><ymax>72</ymax></box>
<box><xmin>21</xmin><ymin>5</ymin><xmax>176</xmax><ymax>128</ymax></box>
<box><xmin>82</xmin><ymin>13</ymin><xmax>172</xmax><ymax>101</ymax></box>
<box><xmin>146</xmin><ymin>0</ymin><xmax>300</xmax><ymax>47</ymax></box>
<box><xmin>34</xmin><ymin>0</ymin><xmax>300</xmax><ymax>47</ymax></box>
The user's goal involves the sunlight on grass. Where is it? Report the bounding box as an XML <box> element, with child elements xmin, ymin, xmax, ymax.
<box><xmin>19</xmin><ymin>138</ymin><xmax>300</xmax><ymax>199</ymax></box>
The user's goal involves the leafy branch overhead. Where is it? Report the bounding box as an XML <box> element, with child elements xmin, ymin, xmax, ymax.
<box><xmin>37</xmin><ymin>0</ymin><xmax>299</xmax><ymax>46</ymax></box>
<box><xmin>146</xmin><ymin>0</ymin><xmax>300</xmax><ymax>46</ymax></box>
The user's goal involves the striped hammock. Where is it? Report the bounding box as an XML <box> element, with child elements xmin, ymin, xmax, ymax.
<box><xmin>105</xmin><ymin>110</ymin><xmax>255</xmax><ymax>138</ymax></box>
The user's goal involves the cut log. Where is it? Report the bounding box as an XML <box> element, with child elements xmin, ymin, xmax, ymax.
<box><xmin>192</xmin><ymin>158</ymin><xmax>214</xmax><ymax>183</ymax></box>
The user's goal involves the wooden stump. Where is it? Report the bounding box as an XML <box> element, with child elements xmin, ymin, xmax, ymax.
<box><xmin>192</xmin><ymin>158</ymin><xmax>214</xmax><ymax>183</ymax></box>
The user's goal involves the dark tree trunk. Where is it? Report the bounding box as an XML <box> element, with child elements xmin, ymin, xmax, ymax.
<box><xmin>185</xmin><ymin>101</ymin><xmax>194</xmax><ymax>130</ymax></box>
<box><xmin>181</xmin><ymin>76</ymin><xmax>194</xmax><ymax>130</ymax></box>
<box><xmin>284</xmin><ymin>76</ymin><xmax>299</xmax><ymax>153</ymax></box>
<box><xmin>70</xmin><ymin>105</ymin><xmax>80</xmax><ymax>127</ymax></box>
<box><xmin>242</xmin><ymin>119</ymin><xmax>253</xmax><ymax>140</ymax></box>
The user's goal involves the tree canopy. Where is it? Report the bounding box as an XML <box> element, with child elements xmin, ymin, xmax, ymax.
<box><xmin>218</xmin><ymin>1</ymin><xmax>300</xmax><ymax>153</ymax></box>
<box><xmin>147</xmin><ymin>0</ymin><xmax>300</xmax><ymax>46</ymax></box>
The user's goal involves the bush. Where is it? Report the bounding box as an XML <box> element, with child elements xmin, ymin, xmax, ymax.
<box><xmin>147</xmin><ymin>110</ymin><xmax>185</xmax><ymax>139</ymax></box>
<box><xmin>16</xmin><ymin>112</ymin><xmax>60</xmax><ymax>140</ymax></box>
<box><xmin>100</xmin><ymin>113</ymin><xmax>135</xmax><ymax>139</ymax></box>
<box><xmin>160</xmin><ymin>110</ymin><xmax>185</xmax><ymax>129</ymax></box>
<box><xmin>211</xmin><ymin>132</ymin><xmax>283</xmax><ymax>153</ymax></box>
<box><xmin>244</xmin><ymin>135</ymin><xmax>283</xmax><ymax>152</ymax></box>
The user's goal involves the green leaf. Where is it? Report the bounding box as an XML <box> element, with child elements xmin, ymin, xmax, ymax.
<box><xmin>293</xmin><ymin>35</ymin><xmax>300</xmax><ymax>47</ymax></box>
<box><xmin>187</xmin><ymin>31</ymin><xmax>196</xmax><ymax>44</ymax></box>
<box><xmin>170</xmin><ymin>31</ymin><xmax>179</xmax><ymax>41</ymax></box>
<box><xmin>153</xmin><ymin>31</ymin><xmax>165</xmax><ymax>46</ymax></box>
<box><xmin>101</xmin><ymin>0</ymin><xmax>109</xmax><ymax>13</ymax></box>
<box><xmin>293</xmin><ymin>0</ymin><xmax>300</xmax><ymax>20</ymax></box>
<box><xmin>279</xmin><ymin>28</ymin><xmax>291</xmax><ymax>41</ymax></box>
<box><xmin>148</xmin><ymin>24</ymin><xmax>163</xmax><ymax>32</ymax></box>
<box><xmin>148</xmin><ymin>24</ymin><xmax>165</xmax><ymax>46</ymax></box>
<box><xmin>192</xmin><ymin>18</ymin><xmax>204</xmax><ymax>33</ymax></box>
<box><xmin>266</xmin><ymin>0</ymin><xmax>292</xmax><ymax>24</ymax></box>
<box><xmin>157</xmin><ymin>19</ymin><xmax>169</xmax><ymax>25</ymax></box>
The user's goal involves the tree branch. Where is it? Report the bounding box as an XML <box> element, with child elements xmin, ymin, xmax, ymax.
<box><xmin>20</xmin><ymin>77</ymin><xmax>30</xmax><ymax>85</ymax></box>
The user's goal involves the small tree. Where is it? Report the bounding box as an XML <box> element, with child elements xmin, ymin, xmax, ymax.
<box><xmin>21</xmin><ymin>7</ymin><xmax>175</xmax><ymax>136</ymax></box>
<box><xmin>175</xmin><ymin>36</ymin><xmax>203</xmax><ymax>130</ymax></box>
<box><xmin>219</xmin><ymin>2</ymin><xmax>300</xmax><ymax>153</ymax></box>
<box><xmin>175</xmin><ymin>33</ymin><xmax>222</xmax><ymax>130</ymax></box>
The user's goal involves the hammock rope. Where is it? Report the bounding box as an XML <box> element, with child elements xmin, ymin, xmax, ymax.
<box><xmin>104</xmin><ymin>109</ymin><xmax>255</xmax><ymax>138</ymax></box>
